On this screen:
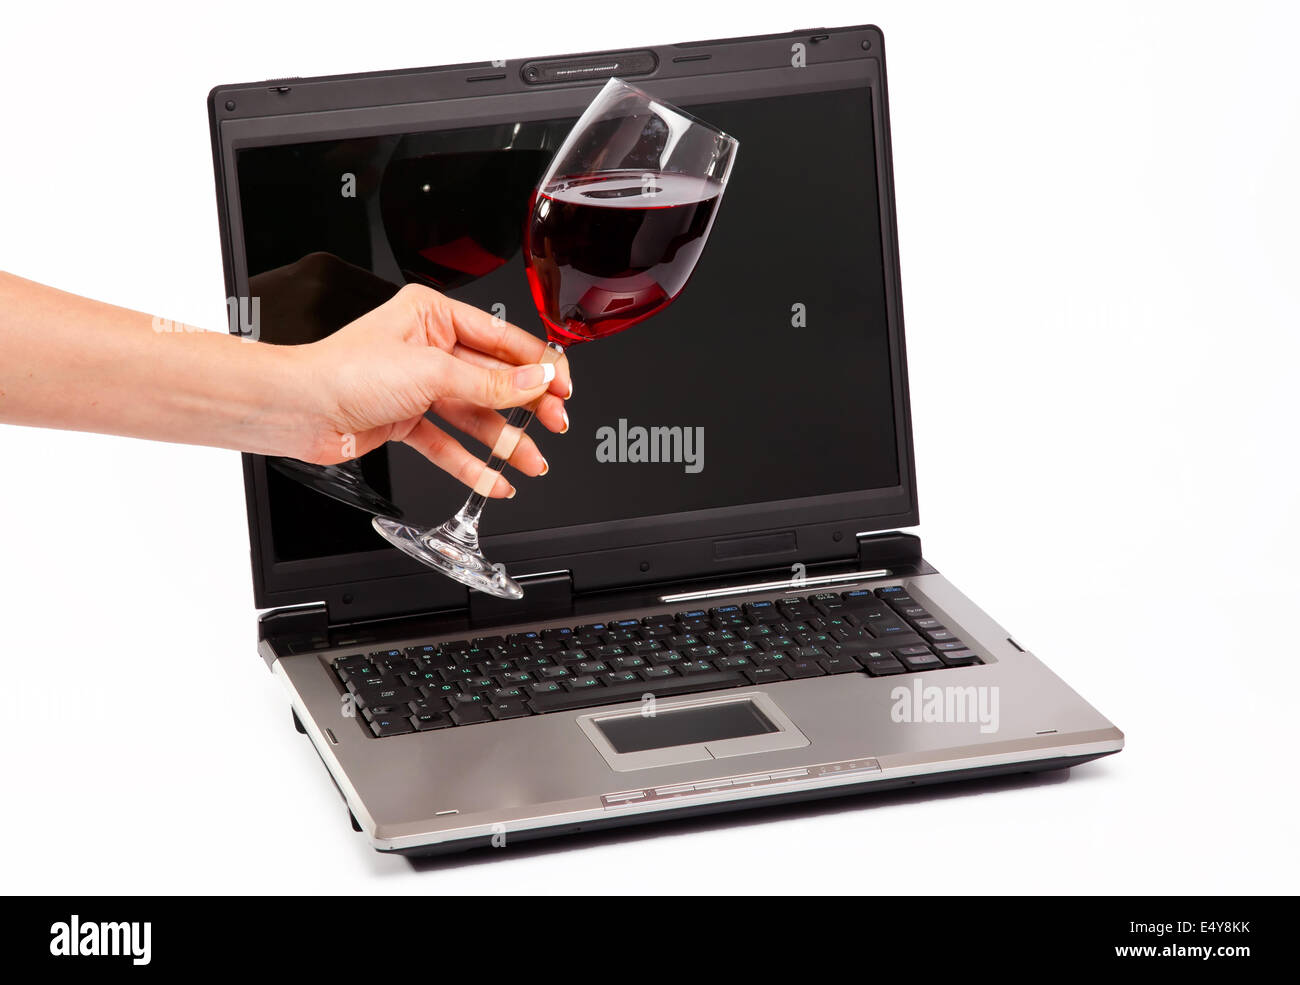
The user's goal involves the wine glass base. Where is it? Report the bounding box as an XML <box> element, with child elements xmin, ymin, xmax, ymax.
<box><xmin>371</xmin><ymin>517</ymin><xmax>524</xmax><ymax>600</ymax></box>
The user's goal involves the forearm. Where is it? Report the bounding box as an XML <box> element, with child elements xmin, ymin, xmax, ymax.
<box><xmin>0</xmin><ymin>272</ymin><xmax>321</xmax><ymax>457</ymax></box>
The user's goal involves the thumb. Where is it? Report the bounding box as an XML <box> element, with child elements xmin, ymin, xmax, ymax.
<box><xmin>427</xmin><ymin>349</ymin><xmax>557</xmax><ymax>409</ymax></box>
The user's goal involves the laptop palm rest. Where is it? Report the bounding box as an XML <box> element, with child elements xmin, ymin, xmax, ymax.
<box><xmin>577</xmin><ymin>692</ymin><xmax>809</xmax><ymax>771</ymax></box>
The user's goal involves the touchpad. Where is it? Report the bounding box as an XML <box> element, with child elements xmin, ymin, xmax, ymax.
<box><xmin>598</xmin><ymin>701</ymin><xmax>778</xmax><ymax>753</ymax></box>
<box><xmin>577</xmin><ymin>693</ymin><xmax>811</xmax><ymax>772</ymax></box>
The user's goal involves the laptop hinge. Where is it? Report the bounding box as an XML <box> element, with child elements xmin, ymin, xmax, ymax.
<box><xmin>856</xmin><ymin>531</ymin><xmax>923</xmax><ymax>570</ymax></box>
<box><xmin>468</xmin><ymin>569</ymin><xmax>574</xmax><ymax>626</ymax></box>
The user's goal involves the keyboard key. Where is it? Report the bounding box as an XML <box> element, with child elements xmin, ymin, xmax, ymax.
<box><xmin>938</xmin><ymin>649</ymin><xmax>982</xmax><ymax>667</ymax></box>
<box><xmin>743</xmin><ymin>666</ymin><xmax>789</xmax><ymax>685</ymax></box>
<box><xmin>488</xmin><ymin>701</ymin><xmax>531</xmax><ymax>720</ymax></box>
<box><xmin>785</xmin><ymin>660</ymin><xmax>826</xmax><ymax>679</ymax></box>
<box><xmin>924</xmin><ymin>629</ymin><xmax>959</xmax><ymax>644</ymax></box>
<box><xmin>819</xmin><ymin>655</ymin><xmax>863</xmax><ymax>674</ymax></box>
<box><xmin>900</xmin><ymin>651</ymin><xmax>944</xmax><ymax>671</ymax></box>
<box><xmin>639</xmin><ymin>665</ymin><xmax>676</xmax><ymax>679</ymax></box>
<box><xmin>411</xmin><ymin>712</ymin><xmax>452</xmax><ymax>731</ymax></box>
<box><xmin>450</xmin><ymin>704</ymin><xmax>494</xmax><ymax>725</ymax></box>
<box><xmin>811</xmin><ymin>592</ymin><xmax>845</xmax><ymax>615</ymax></box>
<box><xmin>894</xmin><ymin>645</ymin><xmax>932</xmax><ymax>656</ymax></box>
<box><xmin>409</xmin><ymin>696</ymin><xmax>450</xmax><ymax>715</ymax></box>
<box><xmin>863</xmin><ymin>655</ymin><xmax>907</xmax><ymax>676</ymax></box>
<box><xmin>349</xmin><ymin>682</ymin><xmax>418</xmax><ymax>709</ymax></box>
<box><xmin>370</xmin><ymin>714</ymin><xmax>415</xmax><ymax>737</ymax></box>
<box><xmin>743</xmin><ymin>600</ymin><xmax>780</xmax><ymax>621</ymax></box>
<box><xmin>867</xmin><ymin>620</ymin><xmax>909</xmax><ymax>638</ymax></box>
<box><xmin>776</xmin><ymin>597</ymin><xmax>814</xmax><ymax>619</ymax></box>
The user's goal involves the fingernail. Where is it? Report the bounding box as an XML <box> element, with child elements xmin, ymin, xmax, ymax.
<box><xmin>566</xmin><ymin>378</ymin><xmax>574</xmax><ymax>399</ymax></box>
<box><xmin>506</xmin><ymin>484</ymin><xmax>517</xmax><ymax>499</ymax></box>
<box><xmin>560</xmin><ymin>408</ymin><xmax>570</xmax><ymax>433</ymax></box>
<box><xmin>515</xmin><ymin>363</ymin><xmax>556</xmax><ymax>389</ymax></box>
<box><xmin>539</xmin><ymin>458</ymin><xmax>550</xmax><ymax>476</ymax></box>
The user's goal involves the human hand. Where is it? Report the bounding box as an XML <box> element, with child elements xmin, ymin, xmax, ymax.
<box><xmin>292</xmin><ymin>284</ymin><xmax>571</xmax><ymax>498</ymax></box>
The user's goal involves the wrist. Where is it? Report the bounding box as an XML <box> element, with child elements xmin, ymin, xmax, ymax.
<box><xmin>244</xmin><ymin>339</ymin><xmax>337</xmax><ymax>462</ymax></box>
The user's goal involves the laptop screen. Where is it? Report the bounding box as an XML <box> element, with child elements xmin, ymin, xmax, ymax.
<box><xmin>233</xmin><ymin>80</ymin><xmax>900</xmax><ymax>567</ymax></box>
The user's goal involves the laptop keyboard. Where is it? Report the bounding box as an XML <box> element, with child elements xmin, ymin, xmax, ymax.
<box><xmin>331</xmin><ymin>586</ymin><xmax>984</xmax><ymax>737</ymax></box>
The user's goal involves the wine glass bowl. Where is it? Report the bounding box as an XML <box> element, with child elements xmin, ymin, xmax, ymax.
<box><xmin>373</xmin><ymin>78</ymin><xmax>738</xmax><ymax>599</ymax></box>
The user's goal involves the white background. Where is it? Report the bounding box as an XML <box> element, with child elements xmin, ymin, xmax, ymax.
<box><xmin>1</xmin><ymin>0</ymin><xmax>1296</xmax><ymax>894</ymax></box>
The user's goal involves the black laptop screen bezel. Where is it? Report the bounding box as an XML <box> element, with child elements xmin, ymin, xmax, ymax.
<box><xmin>208</xmin><ymin>25</ymin><xmax>918</xmax><ymax>617</ymax></box>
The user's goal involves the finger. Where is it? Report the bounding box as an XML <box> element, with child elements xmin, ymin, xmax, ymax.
<box><xmin>400</xmin><ymin>416</ymin><xmax>515</xmax><ymax>498</ymax></box>
<box><xmin>432</xmin><ymin>399</ymin><xmax>549</xmax><ymax>476</ymax></box>
<box><xmin>421</xmin><ymin>346</ymin><xmax>559</xmax><ymax>410</ymax></box>
<box><xmin>451</xmin><ymin>344</ymin><xmax>569</xmax><ymax>433</ymax></box>
<box><xmin>438</xmin><ymin>296</ymin><xmax>573</xmax><ymax>398</ymax></box>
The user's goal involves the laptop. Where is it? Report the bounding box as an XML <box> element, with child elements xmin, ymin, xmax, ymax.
<box><xmin>207</xmin><ymin>24</ymin><xmax>1123</xmax><ymax>856</ymax></box>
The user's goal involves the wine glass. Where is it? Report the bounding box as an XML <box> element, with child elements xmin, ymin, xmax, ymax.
<box><xmin>372</xmin><ymin>78</ymin><xmax>739</xmax><ymax>599</ymax></box>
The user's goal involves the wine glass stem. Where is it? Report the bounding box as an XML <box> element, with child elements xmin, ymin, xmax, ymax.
<box><xmin>440</xmin><ymin>342</ymin><xmax>565</xmax><ymax>548</ymax></box>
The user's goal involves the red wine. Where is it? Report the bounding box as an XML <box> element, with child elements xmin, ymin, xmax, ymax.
<box><xmin>524</xmin><ymin>170</ymin><xmax>722</xmax><ymax>345</ymax></box>
<box><xmin>382</xmin><ymin>149</ymin><xmax>549</xmax><ymax>291</ymax></box>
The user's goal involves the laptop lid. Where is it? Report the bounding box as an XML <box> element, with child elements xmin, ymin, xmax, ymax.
<box><xmin>208</xmin><ymin>24</ymin><xmax>917</xmax><ymax>622</ymax></box>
